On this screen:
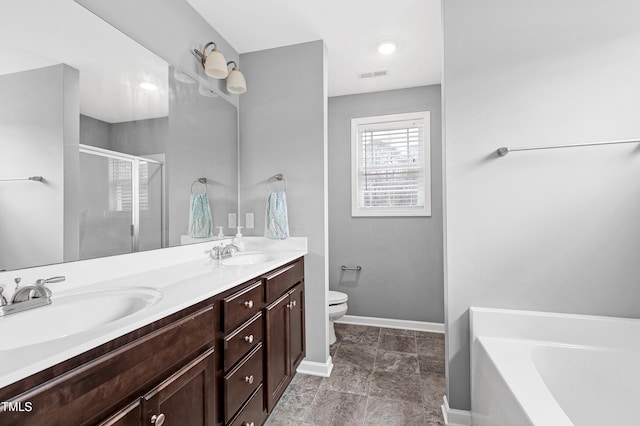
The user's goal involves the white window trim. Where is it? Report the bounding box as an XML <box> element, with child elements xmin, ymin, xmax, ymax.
<box><xmin>350</xmin><ymin>111</ymin><xmax>431</xmax><ymax>217</ymax></box>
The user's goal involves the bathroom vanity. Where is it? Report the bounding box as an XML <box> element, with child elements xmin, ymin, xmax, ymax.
<box><xmin>0</xmin><ymin>243</ymin><xmax>306</xmax><ymax>426</ymax></box>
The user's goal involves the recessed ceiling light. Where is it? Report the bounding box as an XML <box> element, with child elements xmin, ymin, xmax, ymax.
<box><xmin>140</xmin><ymin>82</ymin><xmax>158</xmax><ymax>91</ymax></box>
<box><xmin>377</xmin><ymin>41</ymin><xmax>397</xmax><ymax>55</ymax></box>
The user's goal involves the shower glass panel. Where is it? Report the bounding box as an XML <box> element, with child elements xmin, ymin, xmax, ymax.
<box><xmin>78</xmin><ymin>145</ymin><xmax>164</xmax><ymax>260</ymax></box>
<box><xmin>138</xmin><ymin>161</ymin><xmax>163</xmax><ymax>251</ymax></box>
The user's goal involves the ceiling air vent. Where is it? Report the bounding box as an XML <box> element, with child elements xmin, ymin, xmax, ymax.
<box><xmin>358</xmin><ymin>70</ymin><xmax>389</xmax><ymax>79</ymax></box>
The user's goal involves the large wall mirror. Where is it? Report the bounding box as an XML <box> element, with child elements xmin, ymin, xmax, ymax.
<box><xmin>0</xmin><ymin>0</ymin><xmax>238</xmax><ymax>271</ymax></box>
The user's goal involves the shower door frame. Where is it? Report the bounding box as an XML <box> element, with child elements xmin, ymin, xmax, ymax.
<box><xmin>79</xmin><ymin>144</ymin><xmax>165</xmax><ymax>253</ymax></box>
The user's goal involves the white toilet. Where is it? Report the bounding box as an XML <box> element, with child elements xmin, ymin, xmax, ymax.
<box><xmin>328</xmin><ymin>290</ymin><xmax>348</xmax><ymax>345</ymax></box>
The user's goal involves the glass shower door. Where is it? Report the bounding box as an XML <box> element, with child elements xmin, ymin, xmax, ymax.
<box><xmin>78</xmin><ymin>153</ymin><xmax>134</xmax><ymax>259</ymax></box>
<box><xmin>137</xmin><ymin>160</ymin><xmax>163</xmax><ymax>251</ymax></box>
<box><xmin>78</xmin><ymin>145</ymin><xmax>164</xmax><ymax>260</ymax></box>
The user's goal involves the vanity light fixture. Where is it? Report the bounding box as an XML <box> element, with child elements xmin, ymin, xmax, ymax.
<box><xmin>226</xmin><ymin>61</ymin><xmax>247</xmax><ymax>94</ymax></box>
<box><xmin>193</xmin><ymin>42</ymin><xmax>229</xmax><ymax>79</ymax></box>
<box><xmin>193</xmin><ymin>42</ymin><xmax>248</xmax><ymax>94</ymax></box>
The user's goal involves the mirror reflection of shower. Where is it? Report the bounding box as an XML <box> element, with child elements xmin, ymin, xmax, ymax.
<box><xmin>78</xmin><ymin>144</ymin><xmax>164</xmax><ymax>260</ymax></box>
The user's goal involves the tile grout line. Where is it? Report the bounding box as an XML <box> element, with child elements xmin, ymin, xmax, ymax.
<box><xmin>361</xmin><ymin>328</ymin><xmax>382</xmax><ymax>426</ymax></box>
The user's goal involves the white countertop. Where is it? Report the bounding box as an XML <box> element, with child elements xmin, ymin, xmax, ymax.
<box><xmin>0</xmin><ymin>237</ymin><xmax>307</xmax><ymax>390</ymax></box>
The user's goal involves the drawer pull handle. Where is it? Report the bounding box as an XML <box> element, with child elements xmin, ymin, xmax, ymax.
<box><xmin>244</xmin><ymin>334</ymin><xmax>254</xmax><ymax>343</ymax></box>
<box><xmin>242</xmin><ymin>423</ymin><xmax>255</xmax><ymax>426</ymax></box>
<box><xmin>292</xmin><ymin>300</ymin><xmax>297</xmax><ymax>307</ymax></box>
<box><xmin>151</xmin><ymin>414</ymin><xmax>165</xmax><ymax>426</ymax></box>
<box><xmin>244</xmin><ymin>374</ymin><xmax>254</xmax><ymax>384</ymax></box>
<box><xmin>244</xmin><ymin>300</ymin><xmax>254</xmax><ymax>308</ymax></box>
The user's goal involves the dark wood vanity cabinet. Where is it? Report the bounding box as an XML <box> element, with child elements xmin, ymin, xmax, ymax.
<box><xmin>216</xmin><ymin>256</ymin><xmax>305</xmax><ymax>425</ymax></box>
<box><xmin>102</xmin><ymin>347</ymin><xmax>216</xmax><ymax>426</ymax></box>
<box><xmin>141</xmin><ymin>348</ymin><xmax>216</xmax><ymax>426</ymax></box>
<box><xmin>264</xmin><ymin>263</ymin><xmax>305</xmax><ymax>413</ymax></box>
<box><xmin>0</xmin><ymin>256</ymin><xmax>305</xmax><ymax>426</ymax></box>
<box><xmin>0</xmin><ymin>299</ymin><xmax>216</xmax><ymax>426</ymax></box>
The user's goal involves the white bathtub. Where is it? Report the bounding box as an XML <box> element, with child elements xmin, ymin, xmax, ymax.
<box><xmin>469</xmin><ymin>307</ymin><xmax>640</xmax><ymax>426</ymax></box>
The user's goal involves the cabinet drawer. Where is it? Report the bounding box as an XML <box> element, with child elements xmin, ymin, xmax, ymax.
<box><xmin>224</xmin><ymin>313</ymin><xmax>263</xmax><ymax>371</ymax></box>
<box><xmin>224</xmin><ymin>344</ymin><xmax>263</xmax><ymax>423</ymax></box>
<box><xmin>2</xmin><ymin>305</ymin><xmax>215</xmax><ymax>426</ymax></box>
<box><xmin>228</xmin><ymin>385</ymin><xmax>264</xmax><ymax>426</ymax></box>
<box><xmin>265</xmin><ymin>259</ymin><xmax>304</xmax><ymax>303</ymax></box>
<box><xmin>223</xmin><ymin>280</ymin><xmax>263</xmax><ymax>331</ymax></box>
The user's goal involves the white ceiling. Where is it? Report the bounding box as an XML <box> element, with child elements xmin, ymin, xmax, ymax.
<box><xmin>186</xmin><ymin>0</ymin><xmax>442</xmax><ymax>97</ymax></box>
<box><xmin>0</xmin><ymin>0</ymin><xmax>168</xmax><ymax>123</ymax></box>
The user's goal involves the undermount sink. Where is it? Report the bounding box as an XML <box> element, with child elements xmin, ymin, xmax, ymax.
<box><xmin>0</xmin><ymin>287</ymin><xmax>162</xmax><ymax>351</ymax></box>
<box><xmin>221</xmin><ymin>252</ymin><xmax>274</xmax><ymax>266</ymax></box>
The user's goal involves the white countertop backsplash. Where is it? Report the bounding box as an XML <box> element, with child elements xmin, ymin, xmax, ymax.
<box><xmin>0</xmin><ymin>237</ymin><xmax>307</xmax><ymax>389</ymax></box>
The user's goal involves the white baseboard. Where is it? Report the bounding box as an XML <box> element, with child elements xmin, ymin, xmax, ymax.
<box><xmin>296</xmin><ymin>357</ymin><xmax>334</xmax><ymax>377</ymax></box>
<box><xmin>441</xmin><ymin>396</ymin><xmax>472</xmax><ymax>426</ymax></box>
<box><xmin>335</xmin><ymin>314</ymin><xmax>444</xmax><ymax>333</ymax></box>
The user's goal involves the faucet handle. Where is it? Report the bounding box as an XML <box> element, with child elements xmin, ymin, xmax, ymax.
<box><xmin>0</xmin><ymin>287</ymin><xmax>7</xmax><ymax>307</ymax></box>
<box><xmin>35</xmin><ymin>276</ymin><xmax>66</xmax><ymax>285</ymax></box>
<box><xmin>210</xmin><ymin>246</ymin><xmax>224</xmax><ymax>260</ymax></box>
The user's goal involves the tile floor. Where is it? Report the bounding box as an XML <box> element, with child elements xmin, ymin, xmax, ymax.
<box><xmin>265</xmin><ymin>323</ymin><xmax>446</xmax><ymax>426</ymax></box>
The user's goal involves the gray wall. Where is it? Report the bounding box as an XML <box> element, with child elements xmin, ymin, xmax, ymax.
<box><xmin>75</xmin><ymin>0</ymin><xmax>240</xmax><ymax>106</ymax></box>
<box><xmin>328</xmin><ymin>86</ymin><xmax>443</xmax><ymax>323</ymax></box>
<box><xmin>80</xmin><ymin>115</ymin><xmax>111</xmax><ymax>150</ymax></box>
<box><xmin>240</xmin><ymin>41</ymin><xmax>329</xmax><ymax>366</ymax></box>
<box><xmin>111</xmin><ymin>118</ymin><xmax>168</xmax><ymax>156</ymax></box>
<box><xmin>443</xmin><ymin>0</ymin><xmax>640</xmax><ymax>410</ymax></box>
<box><xmin>0</xmin><ymin>65</ymin><xmax>78</xmax><ymax>270</ymax></box>
<box><xmin>167</xmin><ymin>72</ymin><xmax>238</xmax><ymax>245</ymax></box>
<box><xmin>81</xmin><ymin>114</ymin><xmax>169</xmax><ymax>155</ymax></box>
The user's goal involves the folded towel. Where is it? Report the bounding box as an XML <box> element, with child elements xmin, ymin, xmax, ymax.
<box><xmin>265</xmin><ymin>191</ymin><xmax>289</xmax><ymax>239</ymax></box>
<box><xmin>188</xmin><ymin>193</ymin><xmax>213</xmax><ymax>238</ymax></box>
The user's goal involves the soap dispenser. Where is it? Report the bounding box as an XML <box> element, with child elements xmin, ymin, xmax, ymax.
<box><xmin>233</xmin><ymin>226</ymin><xmax>245</xmax><ymax>251</ymax></box>
<box><xmin>217</xmin><ymin>226</ymin><xmax>224</xmax><ymax>238</ymax></box>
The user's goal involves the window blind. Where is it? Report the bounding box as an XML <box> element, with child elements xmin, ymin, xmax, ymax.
<box><xmin>357</xmin><ymin>118</ymin><xmax>426</xmax><ymax>210</ymax></box>
<box><xmin>108</xmin><ymin>159</ymin><xmax>149</xmax><ymax>212</ymax></box>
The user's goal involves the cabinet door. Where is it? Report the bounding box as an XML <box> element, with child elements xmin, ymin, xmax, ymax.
<box><xmin>288</xmin><ymin>283</ymin><xmax>305</xmax><ymax>370</ymax></box>
<box><xmin>98</xmin><ymin>400</ymin><xmax>141</xmax><ymax>426</ymax></box>
<box><xmin>142</xmin><ymin>348</ymin><xmax>215</xmax><ymax>426</ymax></box>
<box><xmin>265</xmin><ymin>292</ymin><xmax>291</xmax><ymax>412</ymax></box>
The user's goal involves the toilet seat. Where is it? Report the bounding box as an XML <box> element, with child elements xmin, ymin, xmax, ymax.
<box><xmin>328</xmin><ymin>291</ymin><xmax>348</xmax><ymax>305</ymax></box>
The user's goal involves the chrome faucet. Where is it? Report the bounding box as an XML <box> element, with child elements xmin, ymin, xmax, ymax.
<box><xmin>0</xmin><ymin>276</ymin><xmax>65</xmax><ymax>317</ymax></box>
<box><xmin>222</xmin><ymin>244</ymin><xmax>239</xmax><ymax>256</ymax></box>
<box><xmin>210</xmin><ymin>244</ymin><xmax>240</xmax><ymax>260</ymax></box>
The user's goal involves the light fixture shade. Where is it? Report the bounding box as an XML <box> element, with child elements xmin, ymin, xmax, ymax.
<box><xmin>204</xmin><ymin>49</ymin><xmax>228</xmax><ymax>79</ymax></box>
<box><xmin>227</xmin><ymin>68</ymin><xmax>247</xmax><ymax>94</ymax></box>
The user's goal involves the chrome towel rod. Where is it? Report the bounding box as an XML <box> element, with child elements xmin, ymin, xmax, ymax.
<box><xmin>497</xmin><ymin>138</ymin><xmax>640</xmax><ymax>157</ymax></box>
<box><xmin>0</xmin><ymin>176</ymin><xmax>43</xmax><ymax>182</ymax></box>
<box><xmin>340</xmin><ymin>265</ymin><xmax>362</xmax><ymax>271</ymax></box>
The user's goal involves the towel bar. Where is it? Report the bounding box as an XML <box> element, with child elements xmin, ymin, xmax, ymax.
<box><xmin>0</xmin><ymin>176</ymin><xmax>43</xmax><ymax>182</ymax></box>
<box><xmin>340</xmin><ymin>265</ymin><xmax>362</xmax><ymax>271</ymax></box>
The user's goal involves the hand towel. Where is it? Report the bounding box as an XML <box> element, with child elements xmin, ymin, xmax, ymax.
<box><xmin>188</xmin><ymin>193</ymin><xmax>213</xmax><ymax>238</ymax></box>
<box><xmin>265</xmin><ymin>191</ymin><xmax>289</xmax><ymax>239</ymax></box>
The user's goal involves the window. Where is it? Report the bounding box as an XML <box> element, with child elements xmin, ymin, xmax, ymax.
<box><xmin>108</xmin><ymin>159</ymin><xmax>149</xmax><ymax>212</ymax></box>
<box><xmin>351</xmin><ymin>111</ymin><xmax>430</xmax><ymax>217</ymax></box>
